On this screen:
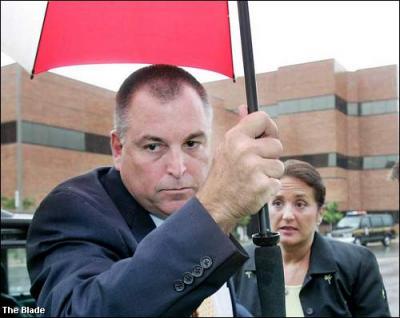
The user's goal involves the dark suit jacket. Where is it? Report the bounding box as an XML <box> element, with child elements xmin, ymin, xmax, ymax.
<box><xmin>27</xmin><ymin>167</ymin><xmax>250</xmax><ymax>317</ymax></box>
<box><xmin>234</xmin><ymin>232</ymin><xmax>391</xmax><ymax>317</ymax></box>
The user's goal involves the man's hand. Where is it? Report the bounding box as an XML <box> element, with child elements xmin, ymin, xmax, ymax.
<box><xmin>196</xmin><ymin>108</ymin><xmax>284</xmax><ymax>233</ymax></box>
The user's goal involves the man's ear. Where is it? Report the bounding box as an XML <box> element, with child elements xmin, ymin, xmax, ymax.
<box><xmin>110</xmin><ymin>130</ymin><xmax>123</xmax><ymax>170</ymax></box>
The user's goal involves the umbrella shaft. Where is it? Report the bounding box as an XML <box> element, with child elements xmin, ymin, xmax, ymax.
<box><xmin>238</xmin><ymin>1</ymin><xmax>270</xmax><ymax>235</ymax></box>
<box><xmin>238</xmin><ymin>1</ymin><xmax>258</xmax><ymax>111</ymax></box>
<box><xmin>258</xmin><ymin>206</ymin><xmax>270</xmax><ymax>234</ymax></box>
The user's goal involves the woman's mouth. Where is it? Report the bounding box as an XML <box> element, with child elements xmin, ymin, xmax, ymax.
<box><xmin>279</xmin><ymin>226</ymin><xmax>298</xmax><ymax>235</ymax></box>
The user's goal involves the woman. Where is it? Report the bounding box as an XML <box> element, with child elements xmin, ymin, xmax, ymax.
<box><xmin>234</xmin><ymin>159</ymin><xmax>391</xmax><ymax>317</ymax></box>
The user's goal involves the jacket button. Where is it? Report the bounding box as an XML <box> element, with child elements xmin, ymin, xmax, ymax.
<box><xmin>174</xmin><ymin>280</ymin><xmax>185</xmax><ymax>292</ymax></box>
<box><xmin>200</xmin><ymin>256</ymin><xmax>213</xmax><ymax>269</ymax></box>
<box><xmin>183</xmin><ymin>272</ymin><xmax>194</xmax><ymax>285</ymax></box>
<box><xmin>192</xmin><ymin>265</ymin><xmax>204</xmax><ymax>277</ymax></box>
<box><xmin>305</xmin><ymin>307</ymin><xmax>314</xmax><ymax>315</ymax></box>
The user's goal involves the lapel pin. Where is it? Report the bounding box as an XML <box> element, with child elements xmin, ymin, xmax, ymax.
<box><xmin>324</xmin><ymin>274</ymin><xmax>333</xmax><ymax>285</ymax></box>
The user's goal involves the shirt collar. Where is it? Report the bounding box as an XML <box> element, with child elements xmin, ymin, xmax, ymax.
<box><xmin>149</xmin><ymin>213</ymin><xmax>165</xmax><ymax>227</ymax></box>
<box><xmin>307</xmin><ymin>232</ymin><xmax>338</xmax><ymax>275</ymax></box>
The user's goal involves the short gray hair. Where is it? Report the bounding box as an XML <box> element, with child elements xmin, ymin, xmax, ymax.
<box><xmin>115</xmin><ymin>64</ymin><xmax>212</xmax><ymax>139</ymax></box>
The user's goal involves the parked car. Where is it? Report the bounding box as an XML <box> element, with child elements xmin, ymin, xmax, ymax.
<box><xmin>329</xmin><ymin>211</ymin><xmax>397</xmax><ymax>246</ymax></box>
<box><xmin>1</xmin><ymin>209</ymin><xmax>36</xmax><ymax>316</ymax></box>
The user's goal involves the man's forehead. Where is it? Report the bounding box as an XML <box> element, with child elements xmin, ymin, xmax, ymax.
<box><xmin>129</xmin><ymin>87</ymin><xmax>206</xmax><ymax>117</ymax></box>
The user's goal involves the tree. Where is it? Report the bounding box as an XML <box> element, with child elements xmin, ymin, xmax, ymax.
<box><xmin>322</xmin><ymin>201</ymin><xmax>343</xmax><ymax>232</ymax></box>
<box><xmin>1</xmin><ymin>195</ymin><xmax>35</xmax><ymax>211</ymax></box>
<box><xmin>233</xmin><ymin>215</ymin><xmax>252</xmax><ymax>243</ymax></box>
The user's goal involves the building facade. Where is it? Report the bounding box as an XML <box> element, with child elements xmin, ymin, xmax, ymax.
<box><xmin>1</xmin><ymin>59</ymin><xmax>399</xmax><ymax>221</ymax></box>
<box><xmin>204</xmin><ymin>59</ymin><xmax>399</xmax><ymax>221</ymax></box>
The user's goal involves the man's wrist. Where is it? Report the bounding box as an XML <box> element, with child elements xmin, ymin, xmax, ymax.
<box><xmin>195</xmin><ymin>193</ymin><xmax>239</xmax><ymax>234</ymax></box>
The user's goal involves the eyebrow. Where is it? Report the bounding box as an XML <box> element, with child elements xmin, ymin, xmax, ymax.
<box><xmin>273</xmin><ymin>193</ymin><xmax>308</xmax><ymax>200</ymax></box>
<box><xmin>136</xmin><ymin>135</ymin><xmax>164</xmax><ymax>144</ymax></box>
<box><xmin>185</xmin><ymin>131</ymin><xmax>207</xmax><ymax>141</ymax></box>
<box><xmin>135</xmin><ymin>131</ymin><xmax>207</xmax><ymax>145</ymax></box>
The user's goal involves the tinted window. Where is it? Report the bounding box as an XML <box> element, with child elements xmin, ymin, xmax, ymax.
<box><xmin>360</xmin><ymin>217</ymin><xmax>370</xmax><ymax>227</ymax></box>
<box><xmin>337</xmin><ymin>216</ymin><xmax>361</xmax><ymax>229</ymax></box>
<box><xmin>7</xmin><ymin>248</ymin><xmax>31</xmax><ymax>296</ymax></box>
<box><xmin>22</xmin><ymin>121</ymin><xmax>85</xmax><ymax>151</ymax></box>
<box><xmin>382</xmin><ymin>214</ymin><xmax>394</xmax><ymax>227</ymax></box>
<box><xmin>370</xmin><ymin>215</ymin><xmax>383</xmax><ymax>227</ymax></box>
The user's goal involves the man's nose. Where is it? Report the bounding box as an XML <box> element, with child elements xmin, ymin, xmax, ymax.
<box><xmin>166</xmin><ymin>148</ymin><xmax>187</xmax><ymax>178</ymax></box>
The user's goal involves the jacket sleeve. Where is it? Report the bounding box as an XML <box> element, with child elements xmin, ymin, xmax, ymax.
<box><xmin>27</xmin><ymin>189</ymin><xmax>248</xmax><ymax>317</ymax></box>
<box><xmin>351</xmin><ymin>248</ymin><xmax>391</xmax><ymax>317</ymax></box>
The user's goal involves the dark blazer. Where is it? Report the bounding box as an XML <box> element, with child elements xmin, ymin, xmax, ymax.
<box><xmin>234</xmin><ymin>232</ymin><xmax>391</xmax><ymax>317</ymax></box>
<box><xmin>27</xmin><ymin>167</ymin><xmax>250</xmax><ymax>317</ymax></box>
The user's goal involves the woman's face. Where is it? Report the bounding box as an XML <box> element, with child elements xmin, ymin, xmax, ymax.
<box><xmin>269</xmin><ymin>176</ymin><xmax>322</xmax><ymax>249</ymax></box>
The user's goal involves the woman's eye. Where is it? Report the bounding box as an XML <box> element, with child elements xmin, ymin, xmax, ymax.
<box><xmin>296</xmin><ymin>201</ymin><xmax>307</xmax><ymax>208</ymax></box>
<box><xmin>272</xmin><ymin>200</ymin><xmax>283</xmax><ymax>208</ymax></box>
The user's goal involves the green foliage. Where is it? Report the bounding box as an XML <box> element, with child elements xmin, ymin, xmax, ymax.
<box><xmin>1</xmin><ymin>195</ymin><xmax>35</xmax><ymax>211</ymax></box>
<box><xmin>237</xmin><ymin>215</ymin><xmax>251</xmax><ymax>227</ymax></box>
<box><xmin>232</xmin><ymin>215</ymin><xmax>252</xmax><ymax>243</ymax></box>
<box><xmin>323</xmin><ymin>201</ymin><xmax>343</xmax><ymax>225</ymax></box>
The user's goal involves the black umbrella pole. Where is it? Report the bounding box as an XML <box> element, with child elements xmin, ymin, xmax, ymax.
<box><xmin>238</xmin><ymin>3</ymin><xmax>286</xmax><ymax>316</ymax></box>
<box><xmin>237</xmin><ymin>1</ymin><xmax>279</xmax><ymax>245</ymax></box>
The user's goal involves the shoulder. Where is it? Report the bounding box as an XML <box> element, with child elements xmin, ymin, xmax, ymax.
<box><xmin>34</xmin><ymin>166</ymin><xmax>116</xmax><ymax>217</ymax></box>
<box><xmin>324</xmin><ymin>236</ymin><xmax>374</xmax><ymax>259</ymax></box>
<box><xmin>50</xmin><ymin>166</ymin><xmax>111</xmax><ymax>201</ymax></box>
<box><xmin>27</xmin><ymin>166</ymin><xmax>132</xmax><ymax>256</ymax></box>
<box><xmin>29</xmin><ymin>166</ymin><xmax>123</xmax><ymax>234</ymax></box>
<box><xmin>318</xmin><ymin>234</ymin><xmax>377</xmax><ymax>272</ymax></box>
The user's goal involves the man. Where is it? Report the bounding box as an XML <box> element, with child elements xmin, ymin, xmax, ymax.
<box><xmin>27</xmin><ymin>64</ymin><xmax>284</xmax><ymax>317</ymax></box>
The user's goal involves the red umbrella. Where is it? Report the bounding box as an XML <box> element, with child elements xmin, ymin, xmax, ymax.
<box><xmin>1</xmin><ymin>1</ymin><xmax>234</xmax><ymax>79</ymax></box>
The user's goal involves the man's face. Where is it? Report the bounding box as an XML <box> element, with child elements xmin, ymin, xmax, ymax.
<box><xmin>111</xmin><ymin>84</ymin><xmax>211</xmax><ymax>217</ymax></box>
<box><xmin>269</xmin><ymin>176</ymin><xmax>321</xmax><ymax>249</ymax></box>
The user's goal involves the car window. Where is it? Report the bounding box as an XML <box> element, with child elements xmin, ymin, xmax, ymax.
<box><xmin>370</xmin><ymin>215</ymin><xmax>383</xmax><ymax>227</ymax></box>
<box><xmin>360</xmin><ymin>217</ymin><xmax>370</xmax><ymax>228</ymax></box>
<box><xmin>7</xmin><ymin>248</ymin><xmax>31</xmax><ymax>296</ymax></box>
<box><xmin>381</xmin><ymin>214</ymin><xmax>394</xmax><ymax>227</ymax></box>
<box><xmin>336</xmin><ymin>216</ymin><xmax>361</xmax><ymax>229</ymax></box>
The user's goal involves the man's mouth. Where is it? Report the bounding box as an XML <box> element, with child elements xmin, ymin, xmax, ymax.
<box><xmin>159</xmin><ymin>187</ymin><xmax>193</xmax><ymax>193</ymax></box>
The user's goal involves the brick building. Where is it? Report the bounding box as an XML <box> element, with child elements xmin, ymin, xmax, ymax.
<box><xmin>1</xmin><ymin>59</ymin><xmax>399</xmax><ymax>221</ymax></box>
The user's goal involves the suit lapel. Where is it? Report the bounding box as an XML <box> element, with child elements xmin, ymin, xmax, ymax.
<box><xmin>100</xmin><ymin>167</ymin><xmax>156</xmax><ymax>243</ymax></box>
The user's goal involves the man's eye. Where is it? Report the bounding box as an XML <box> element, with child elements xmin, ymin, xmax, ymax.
<box><xmin>144</xmin><ymin>143</ymin><xmax>161</xmax><ymax>152</ymax></box>
<box><xmin>185</xmin><ymin>140</ymin><xmax>200</xmax><ymax>148</ymax></box>
<box><xmin>272</xmin><ymin>200</ymin><xmax>283</xmax><ymax>208</ymax></box>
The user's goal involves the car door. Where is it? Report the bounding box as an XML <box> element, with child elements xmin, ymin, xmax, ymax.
<box><xmin>359</xmin><ymin>216</ymin><xmax>371</xmax><ymax>243</ymax></box>
<box><xmin>369</xmin><ymin>215</ymin><xmax>384</xmax><ymax>241</ymax></box>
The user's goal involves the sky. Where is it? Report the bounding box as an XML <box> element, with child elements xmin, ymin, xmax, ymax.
<box><xmin>1</xmin><ymin>1</ymin><xmax>399</xmax><ymax>92</ymax></box>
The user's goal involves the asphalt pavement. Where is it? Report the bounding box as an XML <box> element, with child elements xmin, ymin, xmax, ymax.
<box><xmin>369</xmin><ymin>239</ymin><xmax>399</xmax><ymax>317</ymax></box>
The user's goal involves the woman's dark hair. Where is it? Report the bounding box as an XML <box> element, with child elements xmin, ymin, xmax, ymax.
<box><xmin>283</xmin><ymin>159</ymin><xmax>326</xmax><ymax>208</ymax></box>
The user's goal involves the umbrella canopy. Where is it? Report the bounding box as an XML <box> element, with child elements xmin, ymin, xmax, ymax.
<box><xmin>1</xmin><ymin>1</ymin><xmax>234</xmax><ymax>78</ymax></box>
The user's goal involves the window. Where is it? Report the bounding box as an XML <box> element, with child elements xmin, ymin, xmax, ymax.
<box><xmin>361</xmin><ymin>99</ymin><xmax>398</xmax><ymax>116</ymax></box>
<box><xmin>363</xmin><ymin>155</ymin><xmax>399</xmax><ymax>170</ymax></box>
<box><xmin>22</xmin><ymin>122</ymin><xmax>85</xmax><ymax>151</ymax></box>
<box><xmin>360</xmin><ymin>217</ymin><xmax>370</xmax><ymax>228</ymax></box>
<box><xmin>347</xmin><ymin>102</ymin><xmax>359</xmax><ymax>116</ymax></box>
<box><xmin>370</xmin><ymin>215</ymin><xmax>383</xmax><ymax>227</ymax></box>
<box><xmin>382</xmin><ymin>214</ymin><xmax>394</xmax><ymax>227</ymax></box>
<box><xmin>6</xmin><ymin>248</ymin><xmax>31</xmax><ymax>296</ymax></box>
